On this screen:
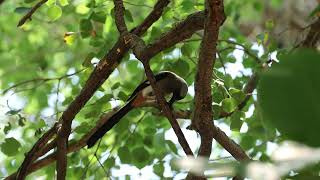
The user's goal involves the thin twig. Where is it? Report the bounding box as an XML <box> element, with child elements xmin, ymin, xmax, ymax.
<box><xmin>17</xmin><ymin>0</ymin><xmax>48</xmax><ymax>27</ymax></box>
<box><xmin>3</xmin><ymin>68</ymin><xmax>85</xmax><ymax>94</ymax></box>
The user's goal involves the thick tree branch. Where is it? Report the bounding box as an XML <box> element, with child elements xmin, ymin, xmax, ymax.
<box><xmin>56</xmin><ymin>124</ymin><xmax>67</xmax><ymax>180</ymax></box>
<box><xmin>145</xmin><ymin>11</ymin><xmax>205</xmax><ymax>57</ymax></box>
<box><xmin>114</xmin><ymin>0</ymin><xmax>128</xmax><ymax>33</ymax></box>
<box><xmin>193</xmin><ymin>0</ymin><xmax>225</xmax><ymax>156</ymax></box>
<box><xmin>133</xmin><ymin>0</ymin><xmax>170</xmax><ymax>36</ymax></box>
<box><xmin>213</xmin><ymin>126</ymin><xmax>249</xmax><ymax>161</ymax></box>
<box><xmin>187</xmin><ymin>0</ymin><xmax>225</xmax><ymax>179</ymax></box>
<box><xmin>17</xmin><ymin>0</ymin><xmax>48</xmax><ymax>27</ymax></box>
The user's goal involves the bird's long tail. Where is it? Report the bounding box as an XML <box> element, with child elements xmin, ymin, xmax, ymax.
<box><xmin>87</xmin><ymin>101</ymin><xmax>133</xmax><ymax>148</ymax></box>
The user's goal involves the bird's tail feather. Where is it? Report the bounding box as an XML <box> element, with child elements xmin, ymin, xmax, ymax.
<box><xmin>87</xmin><ymin>101</ymin><xmax>133</xmax><ymax>148</ymax></box>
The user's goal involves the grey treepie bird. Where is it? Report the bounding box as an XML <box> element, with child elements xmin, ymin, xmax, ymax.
<box><xmin>86</xmin><ymin>71</ymin><xmax>188</xmax><ymax>148</ymax></box>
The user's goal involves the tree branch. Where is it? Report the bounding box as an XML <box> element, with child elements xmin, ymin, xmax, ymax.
<box><xmin>56</xmin><ymin>124</ymin><xmax>67</xmax><ymax>180</ymax></box>
<box><xmin>187</xmin><ymin>0</ymin><xmax>226</xmax><ymax>179</ymax></box>
<box><xmin>113</xmin><ymin>0</ymin><xmax>128</xmax><ymax>34</ymax></box>
<box><xmin>17</xmin><ymin>0</ymin><xmax>48</xmax><ymax>27</ymax></box>
<box><xmin>15</xmin><ymin>125</ymin><xmax>57</xmax><ymax>180</ymax></box>
<box><xmin>145</xmin><ymin>11</ymin><xmax>205</xmax><ymax>58</ymax></box>
<box><xmin>2</xmin><ymin>68</ymin><xmax>85</xmax><ymax>94</ymax></box>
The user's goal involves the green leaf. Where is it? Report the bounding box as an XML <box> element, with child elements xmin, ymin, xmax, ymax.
<box><xmin>212</xmin><ymin>91</ymin><xmax>224</xmax><ymax>103</ymax></box>
<box><xmin>91</xmin><ymin>11</ymin><xmax>106</xmax><ymax>23</ymax></box>
<box><xmin>124</xmin><ymin>9</ymin><xmax>133</xmax><ymax>22</ymax></box>
<box><xmin>258</xmin><ymin>49</ymin><xmax>320</xmax><ymax>147</ymax></box>
<box><xmin>127</xmin><ymin>60</ymin><xmax>139</xmax><ymax>73</ymax></box>
<box><xmin>181</xmin><ymin>1</ymin><xmax>194</xmax><ymax>11</ymax></box>
<box><xmin>46</xmin><ymin>0</ymin><xmax>55</xmax><ymax>6</ymax></box>
<box><xmin>96</xmin><ymin>94</ymin><xmax>113</xmax><ymax>104</ymax></box>
<box><xmin>104</xmin><ymin>157</ymin><xmax>115</xmax><ymax>168</ymax></box>
<box><xmin>1</xmin><ymin>138</ymin><xmax>21</xmax><ymax>156</ymax></box>
<box><xmin>221</xmin><ymin>98</ymin><xmax>237</xmax><ymax>113</ymax></box>
<box><xmin>154</xmin><ymin>162</ymin><xmax>165</xmax><ymax>177</ymax></box>
<box><xmin>173</xmin><ymin>60</ymin><xmax>189</xmax><ymax>77</ymax></box>
<box><xmin>79</xmin><ymin>19</ymin><xmax>93</xmax><ymax>38</ymax></box>
<box><xmin>84</xmin><ymin>110</ymin><xmax>100</xmax><ymax>119</ymax></box>
<box><xmin>118</xmin><ymin>91</ymin><xmax>128</xmax><ymax>101</ymax></box>
<box><xmin>243</xmin><ymin>56</ymin><xmax>256</xmax><ymax>69</ymax></box>
<box><xmin>143</xmin><ymin>136</ymin><xmax>153</xmax><ymax>147</ymax></box>
<box><xmin>149</xmin><ymin>27</ymin><xmax>162</xmax><ymax>41</ymax></box>
<box><xmin>230</xmin><ymin>111</ymin><xmax>244</xmax><ymax>131</ymax></box>
<box><xmin>14</xmin><ymin>7</ymin><xmax>32</xmax><ymax>14</ymax></box>
<box><xmin>38</xmin><ymin>119</ymin><xmax>46</xmax><ymax>128</ymax></box>
<box><xmin>132</xmin><ymin>147</ymin><xmax>150</xmax><ymax>168</ymax></box>
<box><xmin>3</xmin><ymin>123</ymin><xmax>11</xmax><ymax>134</ymax></box>
<box><xmin>59</xmin><ymin>0</ymin><xmax>69</xmax><ymax>6</ymax></box>
<box><xmin>89</xmin><ymin>37</ymin><xmax>105</xmax><ymax>47</ymax></box>
<box><xmin>165</xmin><ymin>140</ymin><xmax>178</xmax><ymax>155</ymax></box>
<box><xmin>74</xmin><ymin>122</ymin><xmax>92</xmax><ymax>134</ymax></box>
<box><xmin>18</xmin><ymin>116</ymin><xmax>26</xmax><ymax>126</ymax></box>
<box><xmin>144</xmin><ymin>127</ymin><xmax>156</xmax><ymax>135</ymax></box>
<box><xmin>240</xmin><ymin>135</ymin><xmax>255</xmax><ymax>150</ymax></box>
<box><xmin>229</xmin><ymin>88</ymin><xmax>246</xmax><ymax>104</ymax></box>
<box><xmin>111</xmin><ymin>82</ymin><xmax>121</xmax><ymax>90</ymax></box>
<box><xmin>47</xmin><ymin>5</ymin><xmax>62</xmax><ymax>21</ymax></box>
<box><xmin>118</xmin><ymin>146</ymin><xmax>131</xmax><ymax>164</ymax></box>
<box><xmin>181</xmin><ymin>43</ymin><xmax>193</xmax><ymax>57</ymax></box>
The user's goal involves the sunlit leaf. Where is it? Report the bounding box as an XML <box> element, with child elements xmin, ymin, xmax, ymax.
<box><xmin>221</xmin><ymin>98</ymin><xmax>238</xmax><ymax>113</ymax></box>
<box><xmin>63</xmin><ymin>32</ymin><xmax>76</xmax><ymax>45</ymax></box>
<box><xmin>59</xmin><ymin>0</ymin><xmax>69</xmax><ymax>6</ymax></box>
<box><xmin>47</xmin><ymin>5</ymin><xmax>62</xmax><ymax>21</ymax></box>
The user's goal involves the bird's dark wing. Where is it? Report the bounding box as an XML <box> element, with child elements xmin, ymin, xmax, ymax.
<box><xmin>126</xmin><ymin>72</ymin><xmax>170</xmax><ymax>101</ymax></box>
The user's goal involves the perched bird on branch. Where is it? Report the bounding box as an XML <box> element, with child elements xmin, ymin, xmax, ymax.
<box><xmin>87</xmin><ymin>71</ymin><xmax>188</xmax><ymax>148</ymax></box>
